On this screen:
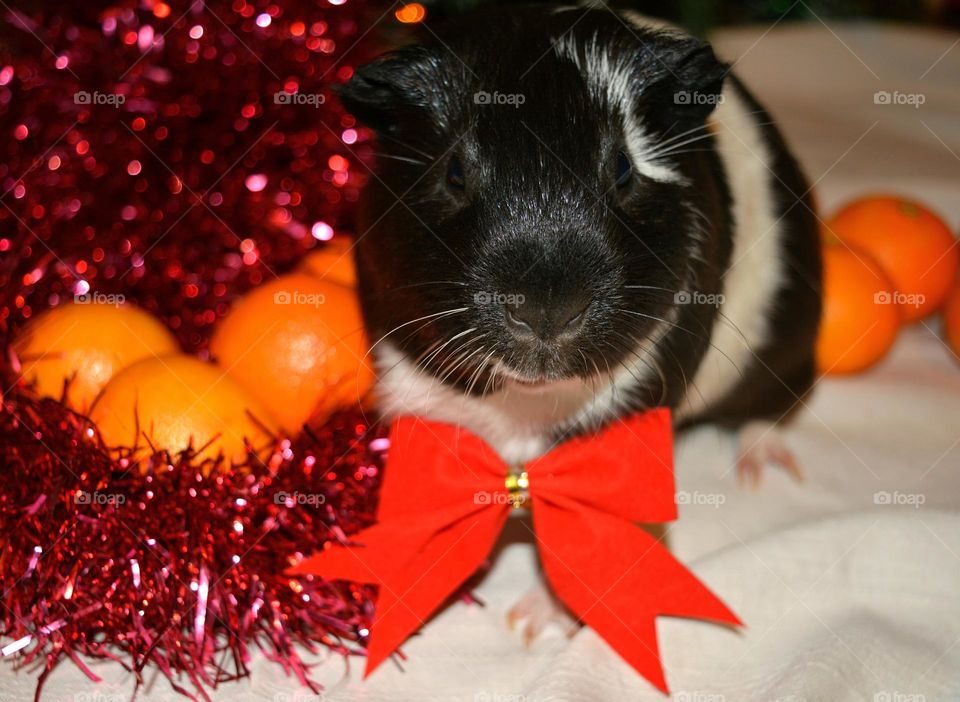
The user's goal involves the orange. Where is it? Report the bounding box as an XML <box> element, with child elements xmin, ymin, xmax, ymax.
<box><xmin>944</xmin><ymin>278</ymin><xmax>960</xmax><ymax>362</ymax></box>
<box><xmin>816</xmin><ymin>244</ymin><xmax>901</xmax><ymax>374</ymax></box>
<box><xmin>210</xmin><ymin>273</ymin><xmax>373</xmax><ymax>434</ymax></box>
<box><xmin>299</xmin><ymin>236</ymin><xmax>357</xmax><ymax>288</ymax></box>
<box><xmin>90</xmin><ymin>354</ymin><xmax>275</xmax><ymax>467</ymax></box>
<box><xmin>12</xmin><ymin>300</ymin><xmax>179</xmax><ymax>413</ymax></box>
<box><xmin>826</xmin><ymin>195</ymin><xmax>958</xmax><ymax>322</ymax></box>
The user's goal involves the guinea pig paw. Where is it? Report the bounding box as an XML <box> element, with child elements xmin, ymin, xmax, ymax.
<box><xmin>735</xmin><ymin>420</ymin><xmax>804</xmax><ymax>489</ymax></box>
<box><xmin>506</xmin><ymin>583</ymin><xmax>579</xmax><ymax>647</ymax></box>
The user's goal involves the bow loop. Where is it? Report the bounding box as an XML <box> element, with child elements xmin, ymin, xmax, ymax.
<box><xmin>527</xmin><ymin>409</ymin><xmax>676</xmax><ymax>524</ymax></box>
<box><xmin>378</xmin><ymin>416</ymin><xmax>506</xmax><ymax>521</ymax></box>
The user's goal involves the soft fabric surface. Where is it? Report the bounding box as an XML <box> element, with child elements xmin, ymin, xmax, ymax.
<box><xmin>3</xmin><ymin>21</ymin><xmax>959</xmax><ymax>702</ymax></box>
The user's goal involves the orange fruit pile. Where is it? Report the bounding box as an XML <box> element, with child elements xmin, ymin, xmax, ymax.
<box><xmin>818</xmin><ymin>195</ymin><xmax>959</xmax><ymax>375</ymax></box>
<box><xmin>13</xmin><ymin>266</ymin><xmax>374</xmax><ymax>465</ymax></box>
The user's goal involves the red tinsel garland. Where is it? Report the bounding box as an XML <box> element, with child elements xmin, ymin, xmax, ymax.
<box><xmin>0</xmin><ymin>0</ymin><xmax>394</xmax><ymax>698</ymax></box>
<box><xmin>0</xmin><ymin>378</ymin><xmax>385</xmax><ymax>700</ymax></box>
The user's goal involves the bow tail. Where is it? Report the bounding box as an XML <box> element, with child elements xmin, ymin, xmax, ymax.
<box><xmin>362</xmin><ymin>506</ymin><xmax>510</xmax><ymax>675</ymax></box>
<box><xmin>290</xmin><ymin>506</ymin><xmax>511</xmax><ymax>676</ymax></box>
<box><xmin>533</xmin><ymin>502</ymin><xmax>741</xmax><ymax>693</ymax></box>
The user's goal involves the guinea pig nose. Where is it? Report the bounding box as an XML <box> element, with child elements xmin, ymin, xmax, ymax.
<box><xmin>504</xmin><ymin>297</ymin><xmax>590</xmax><ymax>341</ymax></box>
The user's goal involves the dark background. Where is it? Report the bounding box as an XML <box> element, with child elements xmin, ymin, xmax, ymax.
<box><xmin>424</xmin><ymin>0</ymin><xmax>960</xmax><ymax>34</ymax></box>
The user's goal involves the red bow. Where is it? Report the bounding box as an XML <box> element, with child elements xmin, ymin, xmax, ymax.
<box><xmin>288</xmin><ymin>409</ymin><xmax>740</xmax><ymax>692</ymax></box>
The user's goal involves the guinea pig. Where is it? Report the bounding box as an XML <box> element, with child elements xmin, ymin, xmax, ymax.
<box><xmin>342</xmin><ymin>6</ymin><xmax>822</xmax><ymax>483</ymax></box>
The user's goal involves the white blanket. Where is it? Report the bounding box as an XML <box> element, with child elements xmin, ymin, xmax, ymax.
<box><xmin>4</xmin><ymin>22</ymin><xmax>959</xmax><ymax>702</ymax></box>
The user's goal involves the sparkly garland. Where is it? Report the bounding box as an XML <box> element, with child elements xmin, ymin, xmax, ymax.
<box><xmin>0</xmin><ymin>0</ymin><xmax>394</xmax><ymax>698</ymax></box>
<box><xmin>0</xmin><ymin>382</ymin><xmax>385</xmax><ymax>700</ymax></box>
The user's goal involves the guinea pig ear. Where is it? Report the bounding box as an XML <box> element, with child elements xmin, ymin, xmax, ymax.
<box><xmin>337</xmin><ymin>45</ymin><xmax>439</xmax><ymax>133</ymax></box>
<box><xmin>644</xmin><ymin>35</ymin><xmax>727</xmax><ymax>126</ymax></box>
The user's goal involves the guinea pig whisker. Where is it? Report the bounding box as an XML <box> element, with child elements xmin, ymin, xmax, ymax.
<box><xmin>617</xmin><ymin>308</ymin><xmax>692</xmax><ymax>334</ymax></box>
<box><xmin>374</xmin><ymin>131</ymin><xmax>435</xmax><ymax>161</ymax></box>
<box><xmin>415</xmin><ymin>328</ymin><xmax>480</xmax><ymax>376</ymax></box>
<box><xmin>604</xmin><ymin>324</ymin><xmax>683</xmax><ymax>407</ymax></box>
<box><xmin>426</xmin><ymin>332</ymin><xmax>486</xmax><ymax>387</ymax></box>
<box><xmin>644</xmin><ymin>133</ymin><xmax>718</xmax><ymax>161</ymax></box>
<box><xmin>388</xmin><ymin>280</ymin><xmax>471</xmax><ymax>293</ymax></box>
<box><xmin>364</xmin><ymin>307</ymin><xmax>469</xmax><ymax>362</ymax></box>
<box><xmin>653</xmin><ymin>122</ymin><xmax>713</xmax><ymax>149</ymax></box>
<box><xmin>465</xmin><ymin>348</ymin><xmax>498</xmax><ymax>397</ymax></box>
<box><xmin>650</xmin><ymin>149</ymin><xmax>716</xmax><ymax>159</ymax></box>
<box><xmin>623</xmin><ymin>284</ymin><xmax>678</xmax><ymax>294</ymax></box>
<box><xmin>618</xmin><ymin>310</ymin><xmax>744</xmax><ymax>384</ymax></box>
<box><xmin>373</xmin><ymin>152</ymin><xmax>429</xmax><ymax>166</ymax></box>
<box><xmin>437</xmin><ymin>344</ymin><xmax>488</xmax><ymax>387</ymax></box>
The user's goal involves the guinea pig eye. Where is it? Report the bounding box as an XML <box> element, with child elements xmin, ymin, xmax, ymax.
<box><xmin>446</xmin><ymin>155</ymin><xmax>465</xmax><ymax>190</ymax></box>
<box><xmin>615</xmin><ymin>150</ymin><xmax>633</xmax><ymax>188</ymax></box>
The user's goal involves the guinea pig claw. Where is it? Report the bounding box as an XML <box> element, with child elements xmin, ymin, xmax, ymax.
<box><xmin>735</xmin><ymin>421</ymin><xmax>804</xmax><ymax>488</ymax></box>
<box><xmin>507</xmin><ymin>584</ymin><xmax>578</xmax><ymax>646</ymax></box>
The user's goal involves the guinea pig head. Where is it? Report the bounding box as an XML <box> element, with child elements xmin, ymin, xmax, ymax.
<box><xmin>341</xmin><ymin>9</ymin><xmax>727</xmax><ymax>395</ymax></box>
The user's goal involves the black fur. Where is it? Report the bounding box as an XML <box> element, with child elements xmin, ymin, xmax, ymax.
<box><xmin>344</xmin><ymin>6</ymin><xmax>821</xmax><ymax>430</ymax></box>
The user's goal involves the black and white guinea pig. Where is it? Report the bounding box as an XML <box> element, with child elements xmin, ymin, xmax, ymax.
<box><xmin>341</xmin><ymin>6</ymin><xmax>822</xmax><ymax>478</ymax></box>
